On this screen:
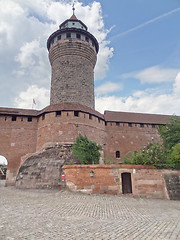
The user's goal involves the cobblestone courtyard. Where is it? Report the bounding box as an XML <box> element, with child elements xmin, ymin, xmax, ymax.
<box><xmin>0</xmin><ymin>183</ymin><xmax>180</xmax><ymax>240</ymax></box>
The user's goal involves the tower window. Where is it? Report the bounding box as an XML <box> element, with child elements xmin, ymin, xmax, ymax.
<box><xmin>89</xmin><ymin>114</ymin><xmax>92</xmax><ymax>120</ymax></box>
<box><xmin>116</xmin><ymin>122</ymin><xmax>120</xmax><ymax>126</ymax></box>
<box><xmin>12</xmin><ymin>116</ymin><xmax>17</xmax><ymax>121</ymax></box>
<box><xmin>128</xmin><ymin>123</ymin><xmax>132</xmax><ymax>127</ymax></box>
<box><xmin>74</xmin><ymin>111</ymin><xmax>79</xmax><ymax>117</ymax></box>
<box><xmin>27</xmin><ymin>117</ymin><xmax>32</xmax><ymax>122</ymax></box>
<box><xmin>66</xmin><ymin>33</ymin><xmax>71</xmax><ymax>38</ymax></box>
<box><xmin>152</xmin><ymin>124</ymin><xmax>156</xmax><ymax>128</ymax></box>
<box><xmin>116</xmin><ymin>151</ymin><xmax>120</xmax><ymax>159</ymax></box>
<box><xmin>85</xmin><ymin>37</ymin><xmax>89</xmax><ymax>42</ymax></box>
<box><xmin>56</xmin><ymin>111</ymin><xmax>61</xmax><ymax>117</ymax></box>
<box><xmin>76</xmin><ymin>33</ymin><xmax>81</xmax><ymax>39</ymax></box>
<box><xmin>140</xmin><ymin>123</ymin><xmax>144</xmax><ymax>128</ymax></box>
<box><xmin>58</xmin><ymin>35</ymin><xmax>61</xmax><ymax>40</ymax></box>
<box><xmin>42</xmin><ymin>114</ymin><xmax>45</xmax><ymax>120</ymax></box>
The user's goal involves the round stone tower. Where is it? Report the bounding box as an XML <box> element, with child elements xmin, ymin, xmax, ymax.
<box><xmin>47</xmin><ymin>13</ymin><xmax>99</xmax><ymax>109</ymax></box>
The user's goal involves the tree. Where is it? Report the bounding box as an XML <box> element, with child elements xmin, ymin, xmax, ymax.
<box><xmin>166</xmin><ymin>143</ymin><xmax>180</xmax><ymax>169</ymax></box>
<box><xmin>72</xmin><ymin>134</ymin><xmax>102</xmax><ymax>164</ymax></box>
<box><xmin>158</xmin><ymin>117</ymin><xmax>180</xmax><ymax>150</ymax></box>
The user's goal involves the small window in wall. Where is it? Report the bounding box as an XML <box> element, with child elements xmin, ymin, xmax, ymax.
<box><xmin>128</xmin><ymin>123</ymin><xmax>132</xmax><ymax>127</ymax></box>
<box><xmin>5</xmin><ymin>117</ymin><xmax>7</xmax><ymax>121</ymax></box>
<box><xmin>76</xmin><ymin>34</ymin><xmax>81</xmax><ymax>39</ymax></box>
<box><xmin>152</xmin><ymin>124</ymin><xmax>156</xmax><ymax>128</ymax></box>
<box><xmin>105</xmin><ymin>122</ymin><xmax>107</xmax><ymax>126</ymax></box>
<box><xmin>85</xmin><ymin>37</ymin><xmax>89</xmax><ymax>42</ymax></box>
<box><xmin>74</xmin><ymin>111</ymin><xmax>79</xmax><ymax>117</ymax></box>
<box><xmin>56</xmin><ymin>111</ymin><xmax>61</xmax><ymax>117</ymax></box>
<box><xmin>89</xmin><ymin>114</ymin><xmax>92</xmax><ymax>120</ymax></box>
<box><xmin>58</xmin><ymin>35</ymin><xmax>61</xmax><ymax>40</ymax></box>
<box><xmin>98</xmin><ymin>118</ymin><xmax>100</xmax><ymax>123</ymax></box>
<box><xmin>27</xmin><ymin>117</ymin><xmax>32</xmax><ymax>122</ymax></box>
<box><xmin>72</xmin><ymin>22</ymin><xmax>75</xmax><ymax>25</ymax></box>
<box><xmin>140</xmin><ymin>123</ymin><xmax>144</xmax><ymax>128</ymax></box>
<box><xmin>66</xmin><ymin>33</ymin><xmax>71</xmax><ymax>38</ymax></box>
<box><xmin>21</xmin><ymin>117</ymin><xmax>23</xmax><ymax>122</ymax></box>
<box><xmin>116</xmin><ymin>122</ymin><xmax>120</xmax><ymax>126</ymax></box>
<box><xmin>12</xmin><ymin>116</ymin><xmax>17</xmax><ymax>121</ymax></box>
<box><xmin>116</xmin><ymin>151</ymin><xmax>120</xmax><ymax>158</ymax></box>
<box><xmin>42</xmin><ymin>114</ymin><xmax>45</xmax><ymax>120</ymax></box>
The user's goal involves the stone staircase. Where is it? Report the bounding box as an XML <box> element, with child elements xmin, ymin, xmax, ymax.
<box><xmin>164</xmin><ymin>173</ymin><xmax>180</xmax><ymax>200</ymax></box>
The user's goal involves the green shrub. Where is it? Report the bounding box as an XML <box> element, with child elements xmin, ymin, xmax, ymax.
<box><xmin>72</xmin><ymin>134</ymin><xmax>101</xmax><ymax>164</ymax></box>
<box><xmin>124</xmin><ymin>143</ymin><xmax>166</xmax><ymax>166</ymax></box>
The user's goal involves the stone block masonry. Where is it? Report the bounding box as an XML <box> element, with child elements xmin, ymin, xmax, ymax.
<box><xmin>49</xmin><ymin>40</ymin><xmax>97</xmax><ymax>109</ymax></box>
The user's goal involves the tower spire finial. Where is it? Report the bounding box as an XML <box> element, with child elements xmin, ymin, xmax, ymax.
<box><xmin>72</xmin><ymin>1</ymin><xmax>75</xmax><ymax>15</ymax></box>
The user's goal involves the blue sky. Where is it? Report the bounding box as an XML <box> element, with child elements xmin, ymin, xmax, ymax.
<box><xmin>0</xmin><ymin>0</ymin><xmax>180</xmax><ymax>115</ymax></box>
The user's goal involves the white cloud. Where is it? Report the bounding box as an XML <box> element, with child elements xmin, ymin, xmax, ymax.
<box><xmin>173</xmin><ymin>72</ymin><xmax>180</xmax><ymax>95</ymax></box>
<box><xmin>96</xmin><ymin>72</ymin><xmax>180</xmax><ymax>115</ymax></box>
<box><xmin>96</xmin><ymin>81</ymin><xmax>123</xmax><ymax>96</ymax></box>
<box><xmin>0</xmin><ymin>0</ymin><xmax>113</xmax><ymax>108</ymax></box>
<box><xmin>0</xmin><ymin>155</ymin><xmax>7</xmax><ymax>165</ymax></box>
<box><xmin>14</xmin><ymin>85</ymin><xmax>50</xmax><ymax>109</ymax></box>
<box><xmin>122</xmin><ymin>66</ymin><xmax>179</xmax><ymax>84</ymax></box>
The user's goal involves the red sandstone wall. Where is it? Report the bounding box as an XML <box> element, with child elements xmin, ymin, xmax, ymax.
<box><xmin>104</xmin><ymin>122</ymin><xmax>162</xmax><ymax>162</ymax></box>
<box><xmin>0</xmin><ymin>115</ymin><xmax>38</xmax><ymax>185</ymax></box>
<box><xmin>36</xmin><ymin>111</ymin><xmax>106</xmax><ymax>151</ymax></box>
<box><xmin>63</xmin><ymin>165</ymin><xmax>171</xmax><ymax>199</ymax></box>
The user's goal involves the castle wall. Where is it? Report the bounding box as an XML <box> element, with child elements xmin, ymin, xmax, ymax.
<box><xmin>63</xmin><ymin>165</ymin><xmax>180</xmax><ymax>200</ymax></box>
<box><xmin>104</xmin><ymin>122</ymin><xmax>162</xmax><ymax>162</ymax></box>
<box><xmin>0</xmin><ymin>115</ymin><xmax>38</xmax><ymax>185</ymax></box>
<box><xmin>36</xmin><ymin>110</ymin><xmax>106</xmax><ymax>151</ymax></box>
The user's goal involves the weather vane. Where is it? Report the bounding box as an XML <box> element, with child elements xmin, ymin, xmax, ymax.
<box><xmin>72</xmin><ymin>1</ymin><xmax>75</xmax><ymax>15</ymax></box>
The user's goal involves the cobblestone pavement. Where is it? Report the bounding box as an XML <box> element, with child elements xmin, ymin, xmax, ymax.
<box><xmin>0</xmin><ymin>184</ymin><xmax>180</xmax><ymax>240</ymax></box>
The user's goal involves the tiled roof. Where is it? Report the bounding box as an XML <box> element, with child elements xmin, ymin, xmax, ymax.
<box><xmin>40</xmin><ymin>102</ymin><xmax>104</xmax><ymax>119</ymax></box>
<box><xmin>70</xmin><ymin>14</ymin><xmax>78</xmax><ymax>20</ymax></box>
<box><xmin>104</xmin><ymin>110</ymin><xmax>180</xmax><ymax>124</ymax></box>
<box><xmin>1</xmin><ymin>104</ymin><xmax>179</xmax><ymax>124</ymax></box>
<box><xmin>0</xmin><ymin>107</ymin><xmax>38</xmax><ymax>116</ymax></box>
<box><xmin>0</xmin><ymin>103</ymin><xmax>104</xmax><ymax>119</ymax></box>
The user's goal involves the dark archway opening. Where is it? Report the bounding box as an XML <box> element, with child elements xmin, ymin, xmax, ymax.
<box><xmin>0</xmin><ymin>155</ymin><xmax>7</xmax><ymax>180</ymax></box>
<box><xmin>121</xmin><ymin>172</ymin><xmax>132</xmax><ymax>194</ymax></box>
